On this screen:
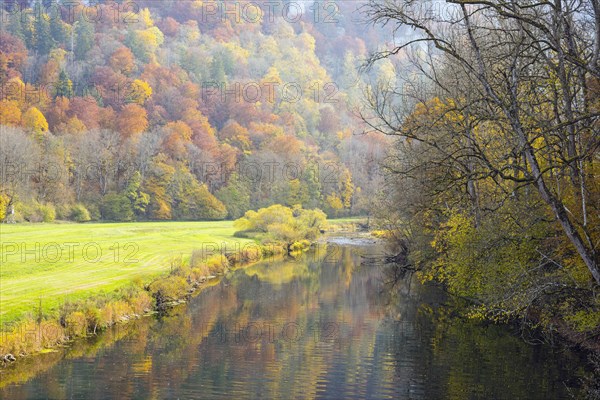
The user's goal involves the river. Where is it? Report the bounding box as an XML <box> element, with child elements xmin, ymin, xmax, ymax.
<box><xmin>0</xmin><ymin>238</ymin><xmax>588</xmax><ymax>399</ymax></box>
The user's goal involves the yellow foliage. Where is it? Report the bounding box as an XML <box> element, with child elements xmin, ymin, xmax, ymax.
<box><xmin>22</xmin><ymin>107</ymin><xmax>48</xmax><ymax>137</ymax></box>
<box><xmin>0</xmin><ymin>100</ymin><xmax>21</xmax><ymax>125</ymax></box>
<box><xmin>327</xmin><ymin>193</ymin><xmax>343</xmax><ymax>210</ymax></box>
<box><xmin>139</xmin><ymin>8</ymin><xmax>154</xmax><ymax>28</ymax></box>
<box><xmin>128</xmin><ymin>79</ymin><xmax>153</xmax><ymax>104</ymax></box>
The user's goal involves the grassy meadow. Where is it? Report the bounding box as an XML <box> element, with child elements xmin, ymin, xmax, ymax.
<box><xmin>0</xmin><ymin>221</ymin><xmax>254</xmax><ymax>326</ymax></box>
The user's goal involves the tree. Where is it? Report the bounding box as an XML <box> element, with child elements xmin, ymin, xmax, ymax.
<box><xmin>288</xmin><ymin>179</ymin><xmax>309</xmax><ymax>207</ymax></box>
<box><xmin>169</xmin><ymin>166</ymin><xmax>227</xmax><ymax>220</ymax></box>
<box><xmin>125</xmin><ymin>171</ymin><xmax>150</xmax><ymax>217</ymax></box>
<box><xmin>162</xmin><ymin>120</ymin><xmax>192</xmax><ymax>159</ymax></box>
<box><xmin>100</xmin><ymin>193</ymin><xmax>134</xmax><ymax>221</ymax></box>
<box><xmin>7</xmin><ymin>11</ymin><xmax>26</xmax><ymax>43</ymax></box>
<box><xmin>49</xmin><ymin>16</ymin><xmax>68</xmax><ymax>44</ymax></box>
<box><xmin>21</xmin><ymin>12</ymin><xmax>34</xmax><ymax>49</ymax></box>
<box><xmin>61</xmin><ymin>117</ymin><xmax>87</xmax><ymax>135</ymax></box>
<box><xmin>126</xmin><ymin>26</ymin><xmax>164</xmax><ymax>63</ymax></box>
<box><xmin>74</xmin><ymin>18</ymin><xmax>94</xmax><ymax>60</ymax></box>
<box><xmin>364</xmin><ymin>0</ymin><xmax>600</xmax><ymax>284</ymax></box>
<box><xmin>0</xmin><ymin>193</ymin><xmax>9</xmax><ymax>221</ymax></box>
<box><xmin>34</xmin><ymin>9</ymin><xmax>53</xmax><ymax>55</ymax></box>
<box><xmin>158</xmin><ymin>17</ymin><xmax>179</xmax><ymax>37</ymax></box>
<box><xmin>116</xmin><ymin>104</ymin><xmax>148</xmax><ymax>139</ymax></box>
<box><xmin>209</xmin><ymin>52</ymin><xmax>226</xmax><ymax>83</ymax></box>
<box><xmin>340</xmin><ymin>168</ymin><xmax>354</xmax><ymax>209</ymax></box>
<box><xmin>109</xmin><ymin>47</ymin><xmax>136</xmax><ymax>75</ymax></box>
<box><xmin>234</xmin><ymin>205</ymin><xmax>327</xmax><ymax>250</ymax></box>
<box><xmin>219</xmin><ymin>121</ymin><xmax>251</xmax><ymax>151</ymax></box>
<box><xmin>55</xmin><ymin>70</ymin><xmax>73</xmax><ymax>98</ymax></box>
<box><xmin>22</xmin><ymin>107</ymin><xmax>49</xmax><ymax>138</ymax></box>
<box><xmin>0</xmin><ymin>32</ymin><xmax>27</xmax><ymax>84</ymax></box>
<box><xmin>216</xmin><ymin>172</ymin><xmax>251</xmax><ymax>219</ymax></box>
<box><xmin>0</xmin><ymin>101</ymin><xmax>22</xmax><ymax>126</ymax></box>
<box><xmin>127</xmin><ymin>79</ymin><xmax>152</xmax><ymax>105</ymax></box>
<box><xmin>144</xmin><ymin>155</ymin><xmax>175</xmax><ymax>220</ymax></box>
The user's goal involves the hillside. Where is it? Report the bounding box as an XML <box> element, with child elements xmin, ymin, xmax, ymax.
<box><xmin>0</xmin><ymin>0</ymin><xmax>390</xmax><ymax>221</ymax></box>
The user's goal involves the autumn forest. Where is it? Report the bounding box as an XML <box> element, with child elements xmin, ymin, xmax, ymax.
<box><xmin>2</xmin><ymin>0</ymin><xmax>600</xmax><ymax>397</ymax></box>
<box><xmin>0</xmin><ymin>0</ymin><xmax>389</xmax><ymax>223</ymax></box>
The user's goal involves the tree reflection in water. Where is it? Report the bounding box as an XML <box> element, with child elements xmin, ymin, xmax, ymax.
<box><xmin>1</xmin><ymin>242</ymin><xmax>589</xmax><ymax>399</ymax></box>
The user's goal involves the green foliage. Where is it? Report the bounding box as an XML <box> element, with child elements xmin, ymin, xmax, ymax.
<box><xmin>234</xmin><ymin>204</ymin><xmax>326</xmax><ymax>248</ymax></box>
<box><xmin>49</xmin><ymin>17</ymin><xmax>68</xmax><ymax>44</ymax></box>
<box><xmin>0</xmin><ymin>1</ymin><xmax>379</xmax><ymax>224</ymax></box>
<box><xmin>216</xmin><ymin>173</ymin><xmax>251</xmax><ymax>219</ymax></box>
<box><xmin>74</xmin><ymin>19</ymin><xmax>94</xmax><ymax>60</ymax></box>
<box><xmin>55</xmin><ymin>70</ymin><xmax>73</xmax><ymax>98</ymax></box>
<box><xmin>126</xmin><ymin>26</ymin><xmax>164</xmax><ymax>63</ymax></box>
<box><xmin>16</xmin><ymin>202</ymin><xmax>56</xmax><ymax>222</ymax></box>
<box><xmin>169</xmin><ymin>168</ymin><xmax>227</xmax><ymax>220</ymax></box>
<box><xmin>40</xmin><ymin>203</ymin><xmax>55</xmax><ymax>223</ymax></box>
<box><xmin>125</xmin><ymin>171</ymin><xmax>150</xmax><ymax>217</ymax></box>
<box><xmin>34</xmin><ymin>10</ymin><xmax>53</xmax><ymax>55</ymax></box>
<box><xmin>100</xmin><ymin>193</ymin><xmax>134</xmax><ymax>222</ymax></box>
<box><xmin>70</xmin><ymin>203</ymin><xmax>91</xmax><ymax>222</ymax></box>
<box><xmin>424</xmin><ymin>208</ymin><xmax>542</xmax><ymax>307</ymax></box>
<box><xmin>565</xmin><ymin>310</ymin><xmax>600</xmax><ymax>333</ymax></box>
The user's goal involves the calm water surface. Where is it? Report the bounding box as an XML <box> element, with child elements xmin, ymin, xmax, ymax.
<box><xmin>0</xmin><ymin>239</ymin><xmax>586</xmax><ymax>399</ymax></box>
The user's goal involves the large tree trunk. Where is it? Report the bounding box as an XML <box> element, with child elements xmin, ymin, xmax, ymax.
<box><xmin>520</xmin><ymin>132</ymin><xmax>600</xmax><ymax>284</ymax></box>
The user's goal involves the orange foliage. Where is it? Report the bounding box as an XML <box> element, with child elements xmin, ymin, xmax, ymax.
<box><xmin>219</xmin><ymin>121</ymin><xmax>252</xmax><ymax>150</ymax></box>
<box><xmin>116</xmin><ymin>104</ymin><xmax>148</xmax><ymax>139</ymax></box>
<box><xmin>46</xmin><ymin>96</ymin><xmax>70</xmax><ymax>130</ymax></box>
<box><xmin>267</xmin><ymin>135</ymin><xmax>303</xmax><ymax>156</ymax></box>
<box><xmin>69</xmin><ymin>97</ymin><xmax>101</xmax><ymax>130</ymax></box>
<box><xmin>0</xmin><ymin>32</ymin><xmax>27</xmax><ymax>84</ymax></box>
<box><xmin>163</xmin><ymin>120</ymin><xmax>193</xmax><ymax>159</ymax></box>
<box><xmin>110</xmin><ymin>47</ymin><xmax>136</xmax><ymax>76</ymax></box>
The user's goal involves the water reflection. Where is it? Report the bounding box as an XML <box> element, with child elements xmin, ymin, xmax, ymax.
<box><xmin>0</xmin><ymin>242</ymin><xmax>586</xmax><ymax>399</ymax></box>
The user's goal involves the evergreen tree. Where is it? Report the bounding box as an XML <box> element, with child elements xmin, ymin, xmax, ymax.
<box><xmin>55</xmin><ymin>70</ymin><xmax>73</xmax><ymax>98</ymax></box>
<box><xmin>50</xmin><ymin>17</ymin><xmax>68</xmax><ymax>44</ymax></box>
<box><xmin>34</xmin><ymin>8</ymin><xmax>54</xmax><ymax>55</ymax></box>
<box><xmin>74</xmin><ymin>18</ymin><xmax>94</xmax><ymax>60</ymax></box>
<box><xmin>7</xmin><ymin>13</ymin><xmax>25</xmax><ymax>42</ymax></box>
<box><xmin>21</xmin><ymin>13</ymin><xmax>35</xmax><ymax>49</ymax></box>
<box><xmin>210</xmin><ymin>53</ymin><xmax>226</xmax><ymax>83</ymax></box>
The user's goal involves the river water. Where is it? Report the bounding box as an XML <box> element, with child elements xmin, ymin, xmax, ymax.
<box><xmin>0</xmin><ymin>239</ymin><xmax>588</xmax><ymax>399</ymax></box>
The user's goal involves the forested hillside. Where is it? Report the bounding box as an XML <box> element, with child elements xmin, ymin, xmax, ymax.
<box><xmin>0</xmin><ymin>0</ymin><xmax>389</xmax><ymax>222</ymax></box>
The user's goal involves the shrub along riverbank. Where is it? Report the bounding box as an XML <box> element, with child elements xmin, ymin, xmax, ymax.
<box><xmin>0</xmin><ymin>209</ymin><xmax>330</xmax><ymax>364</ymax></box>
<box><xmin>0</xmin><ymin>221</ymin><xmax>262</xmax><ymax>362</ymax></box>
<box><xmin>0</xmin><ymin>242</ymin><xmax>273</xmax><ymax>363</ymax></box>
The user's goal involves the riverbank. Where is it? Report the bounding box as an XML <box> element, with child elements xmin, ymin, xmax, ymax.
<box><xmin>0</xmin><ymin>241</ymin><xmax>290</xmax><ymax>388</ymax></box>
<box><xmin>372</xmin><ymin>229</ymin><xmax>600</xmax><ymax>378</ymax></box>
<box><xmin>0</xmin><ymin>219</ymin><xmax>364</xmax><ymax>366</ymax></box>
<box><xmin>0</xmin><ymin>221</ymin><xmax>256</xmax><ymax>325</ymax></box>
<box><xmin>0</xmin><ymin>221</ymin><xmax>280</xmax><ymax>363</ymax></box>
<box><xmin>2</xmin><ymin>240</ymin><xmax>588</xmax><ymax>399</ymax></box>
<box><xmin>0</xmin><ymin>241</ymin><xmax>275</xmax><ymax>366</ymax></box>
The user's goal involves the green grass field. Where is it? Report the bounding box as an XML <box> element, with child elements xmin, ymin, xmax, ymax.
<box><xmin>0</xmin><ymin>221</ymin><xmax>254</xmax><ymax>326</ymax></box>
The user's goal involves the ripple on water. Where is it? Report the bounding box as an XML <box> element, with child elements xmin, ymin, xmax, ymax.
<box><xmin>0</xmin><ymin>244</ymin><xmax>588</xmax><ymax>399</ymax></box>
